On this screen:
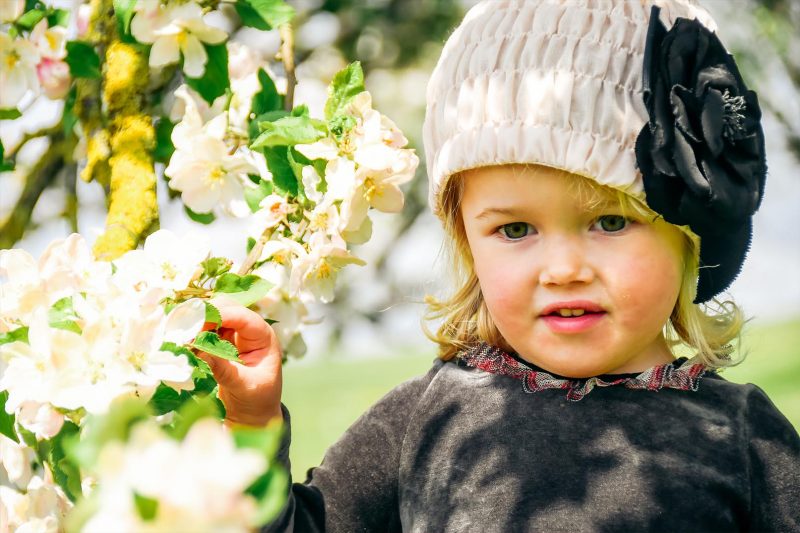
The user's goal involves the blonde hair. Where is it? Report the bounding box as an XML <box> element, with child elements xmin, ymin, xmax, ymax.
<box><xmin>422</xmin><ymin>164</ymin><xmax>749</xmax><ymax>370</ymax></box>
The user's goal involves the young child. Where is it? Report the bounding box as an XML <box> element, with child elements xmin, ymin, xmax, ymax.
<box><xmin>197</xmin><ymin>0</ymin><xmax>800</xmax><ymax>531</ymax></box>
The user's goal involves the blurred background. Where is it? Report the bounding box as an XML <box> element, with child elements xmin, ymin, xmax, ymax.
<box><xmin>1</xmin><ymin>0</ymin><xmax>798</xmax><ymax>481</ymax></box>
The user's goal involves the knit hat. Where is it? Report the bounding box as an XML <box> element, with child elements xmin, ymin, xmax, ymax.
<box><xmin>423</xmin><ymin>0</ymin><xmax>767</xmax><ymax>304</ymax></box>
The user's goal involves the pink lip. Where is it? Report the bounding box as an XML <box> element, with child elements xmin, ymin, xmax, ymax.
<box><xmin>538</xmin><ymin>300</ymin><xmax>608</xmax><ymax>333</ymax></box>
<box><xmin>541</xmin><ymin>312</ymin><xmax>607</xmax><ymax>333</ymax></box>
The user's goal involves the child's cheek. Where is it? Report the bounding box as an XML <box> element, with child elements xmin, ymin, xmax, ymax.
<box><xmin>475</xmin><ymin>254</ymin><xmax>530</xmax><ymax>331</ymax></box>
<box><xmin>611</xmin><ymin>242</ymin><xmax>682</xmax><ymax>332</ymax></box>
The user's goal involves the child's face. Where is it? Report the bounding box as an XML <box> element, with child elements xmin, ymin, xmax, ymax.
<box><xmin>459</xmin><ymin>164</ymin><xmax>686</xmax><ymax>377</ymax></box>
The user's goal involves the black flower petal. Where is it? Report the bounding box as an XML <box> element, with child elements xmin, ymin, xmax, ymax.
<box><xmin>635</xmin><ymin>5</ymin><xmax>767</xmax><ymax>303</ymax></box>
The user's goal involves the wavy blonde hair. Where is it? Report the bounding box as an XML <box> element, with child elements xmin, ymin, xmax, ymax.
<box><xmin>422</xmin><ymin>164</ymin><xmax>749</xmax><ymax>370</ymax></box>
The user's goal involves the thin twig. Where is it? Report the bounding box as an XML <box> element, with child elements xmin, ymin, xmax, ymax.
<box><xmin>6</xmin><ymin>124</ymin><xmax>62</xmax><ymax>160</ymax></box>
<box><xmin>278</xmin><ymin>22</ymin><xmax>297</xmax><ymax>111</ymax></box>
<box><xmin>238</xmin><ymin>23</ymin><xmax>298</xmax><ymax>275</ymax></box>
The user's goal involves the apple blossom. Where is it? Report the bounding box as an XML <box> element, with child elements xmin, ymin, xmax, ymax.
<box><xmin>0</xmin><ymin>0</ymin><xmax>24</xmax><ymax>23</ymax></box>
<box><xmin>166</xmin><ymin>94</ymin><xmax>256</xmax><ymax>216</ymax></box>
<box><xmin>0</xmin><ymin>475</ymin><xmax>71</xmax><ymax>532</ymax></box>
<box><xmin>130</xmin><ymin>0</ymin><xmax>228</xmax><ymax>78</ymax></box>
<box><xmin>0</xmin><ymin>33</ymin><xmax>40</xmax><ymax>109</ymax></box>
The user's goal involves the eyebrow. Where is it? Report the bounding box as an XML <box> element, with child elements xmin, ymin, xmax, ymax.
<box><xmin>474</xmin><ymin>198</ymin><xmax>621</xmax><ymax>220</ymax></box>
<box><xmin>475</xmin><ymin>207</ymin><xmax>525</xmax><ymax>220</ymax></box>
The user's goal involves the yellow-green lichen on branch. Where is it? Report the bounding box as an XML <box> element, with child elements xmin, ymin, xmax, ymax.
<box><xmin>92</xmin><ymin>39</ymin><xmax>159</xmax><ymax>261</ymax></box>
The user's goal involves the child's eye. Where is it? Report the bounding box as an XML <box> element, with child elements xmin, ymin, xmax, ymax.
<box><xmin>498</xmin><ymin>222</ymin><xmax>533</xmax><ymax>240</ymax></box>
<box><xmin>594</xmin><ymin>215</ymin><xmax>630</xmax><ymax>233</ymax></box>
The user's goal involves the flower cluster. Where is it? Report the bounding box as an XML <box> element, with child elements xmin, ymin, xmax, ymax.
<box><xmin>0</xmin><ymin>2</ymin><xmax>71</xmax><ymax>108</ymax></box>
<box><xmin>0</xmin><ymin>231</ymin><xmax>210</xmax><ymax>439</ymax></box>
<box><xmin>76</xmin><ymin>417</ymin><xmax>267</xmax><ymax>532</ymax></box>
<box><xmin>162</xmin><ymin>54</ymin><xmax>419</xmax><ymax>354</ymax></box>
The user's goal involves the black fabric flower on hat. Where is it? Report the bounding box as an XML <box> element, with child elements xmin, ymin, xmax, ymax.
<box><xmin>635</xmin><ymin>5</ymin><xmax>767</xmax><ymax>304</ymax></box>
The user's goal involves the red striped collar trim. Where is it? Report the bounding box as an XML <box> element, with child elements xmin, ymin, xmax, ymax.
<box><xmin>457</xmin><ymin>343</ymin><xmax>709</xmax><ymax>401</ymax></box>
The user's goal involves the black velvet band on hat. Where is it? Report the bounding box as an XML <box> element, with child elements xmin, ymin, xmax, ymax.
<box><xmin>635</xmin><ymin>5</ymin><xmax>767</xmax><ymax>304</ymax></box>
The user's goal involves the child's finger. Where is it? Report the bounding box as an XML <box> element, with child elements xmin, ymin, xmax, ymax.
<box><xmin>213</xmin><ymin>305</ymin><xmax>274</xmax><ymax>353</ymax></box>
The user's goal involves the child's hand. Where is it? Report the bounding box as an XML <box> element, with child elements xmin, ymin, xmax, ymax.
<box><xmin>193</xmin><ymin>299</ymin><xmax>283</xmax><ymax>428</ymax></box>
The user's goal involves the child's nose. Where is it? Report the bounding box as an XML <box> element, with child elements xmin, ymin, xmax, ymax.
<box><xmin>538</xmin><ymin>237</ymin><xmax>594</xmax><ymax>286</ymax></box>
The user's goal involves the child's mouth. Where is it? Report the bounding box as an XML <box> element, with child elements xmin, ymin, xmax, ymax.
<box><xmin>541</xmin><ymin>311</ymin><xmax>607</xmax><ymax>333</ymax></box>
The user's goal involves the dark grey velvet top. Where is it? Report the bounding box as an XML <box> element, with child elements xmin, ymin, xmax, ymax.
<box><xmin>263</xmin><ymin>355</ymin><xmax>800</xmax><ymax>532</ymax></box>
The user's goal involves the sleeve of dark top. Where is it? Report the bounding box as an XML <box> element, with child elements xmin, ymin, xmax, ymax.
<box><xmin>745</xmin><ymin>384</ymin><xmax>800</xmax><ymax>532</ymax></box>
<box><xmin>261</xmin><ymin>360</ymin><xmax>443</xmax><ymax>533</ymax></box>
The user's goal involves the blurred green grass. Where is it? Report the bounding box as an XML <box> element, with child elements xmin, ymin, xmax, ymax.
<box><xmin>282</xmin><ymin>317</ymin><xmax>800</xmax><ymax>482</ymax></box>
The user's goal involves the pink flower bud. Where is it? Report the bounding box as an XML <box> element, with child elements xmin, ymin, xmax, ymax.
<box><xmin>37</xmin><ymin>58</ymin><xmax>71</xmax><ymax>100</ymax></box>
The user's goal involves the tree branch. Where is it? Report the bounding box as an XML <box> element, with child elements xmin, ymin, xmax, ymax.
<box><xmin>0</xmin><ymin>132</ymin><xmax>68</xmax><ymax>249</ymax></box>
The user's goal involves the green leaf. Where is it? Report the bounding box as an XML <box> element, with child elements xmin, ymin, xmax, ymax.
<box><xmin>324</xmin><ymin>62</ymin><xmax>366</xmax><ymax>121</ymax></box>
<box><xmin>113</xmin><ymin>0</ymin><xmax>137</xmax><ymax>38</ymax></box>
<box><xmin>249</xmin><ymin>110</ymin><xmax>290</xmax><ymax>141</ymax></box>
<box><xmin>246</xmin><ymin>236</ymin><xmax>257</xmax><ymax>253</ymax></box>
<box><xmin>191</xmin><ymin>331</ymin><xmax>240</xmax><ymax>362</ymax></box>
<box><xmin>0</xmin><ymin>108</ymin><xmax>22</xmax><ymax>120</ymax></box>
<box><xmin>153</xmin><ymin>117</ymin><xmax>175</xmax><ymax>164</ymax></box>
<box><xmin>184</xmin><ymin>205</ymin><xmax>216</xmax><ymax>224</ymax></box>
<box><xmin>244</xmin><ymin>178</ymin><xmax>274</xmax><ymax>213</ymax></box>
<box><xmin>251</xmin><ymin>116</ymin><xmax>327</xmax><ymax>149</ymax></box>
<box><xmin>47</xmin><ymin>8</ymin><xmax>70</xmax><ymax>27</ymax></box>
<box><xmin>148</xmin><ymin>384</ymin><xmax>181</xmax><ymax>415</ymax></box>
<box><xmin>16</xmin><ymin>8</ymin><xmax>45</xmax><ymax>30</ymax></box>
<box><xmin>0</xmin><ymin>391</ymin><xmax>19</xmax><ymax>443</ymax></box>
<box><xmin>262</xmin><ymin>146</ymin><xmax>297</xmax><ymax>197</ymax></box>
<box><xmin>62</xmin><ymin>86</ymin><xmax>78</xmax><ymax>138</ymax></box>
<box><xmin>291</xmin><ymin>104</ymin><xmax>309</xmax><ymax>118</ymax></box>
<box><xmin>247</xmin><ymin>466</ymin><xmax>290</xmax><ymax>526</ymax></box>
<box><xmin>65</xmin><ymin>41</ymin><xmax>101</xmax><ymax>79</ymax></box>
<box><xmin>168</xmin><ymin>394</ymin><xmax>223</xmax><ymax>440</ymax></box>
<box><xmin>233</xmin><ymin>424</ymin><xmax>283</xmax><ymax>458</ymax></box>
<box><xmin>235</xmin><ymin>0</ymin><xmax>295</xmax><ymax>30</ymax></box>
<box><xmin>48</xmin><ymin>422</ymin><xmax>82</xmax><ymax>502</ymax></box>
<box><xmin>204</xmin><ymin>301</ymin><xmax>222</xmax><ymax>328</ymax></box>
<box><xmin>214</xmin><ymin>273</ymin><xmax>273</xmax><ymax>307</ymax></box>
<box><xmin>0</xmin><ymin>327</ymin><xmax>28</xmax><ymax>346</ymax></box>
<box><xmin>134</xmin><ymin>492</ymin><xmax>159</xmax><ymax>521</ymax></box>
<box><xmin>252</xmin><ymin>68</ymin><xmax>283</xmax><ymax>116</ymax></box>
<box><xmin>184</xmin><ymin>43</ymin><xmax>230</xmax><ymax>105</ymax></box>
<box><xmin>65</xmin><ymin>398</ymin><xmax>151</xmax><ymax>469</ymax></box>
<box><xmin>49</xmin><ymin>296</ymin><xmax>82</xmax><ymax>334</ymax></box>
<box><xmin>201</xmin><ymin>256</ymin><xmax>232</xmax><ymax>278</ymax></box>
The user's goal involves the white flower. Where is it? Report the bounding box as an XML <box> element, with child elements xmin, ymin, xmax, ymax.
<box><xmin>0</xmin><ymin>33</ymin><xmax>40</xmax><ymax>109</ymax></box>
<box><xmin>130</xmin><ymin>0</ymin><xmax>228</xmax><ymax>78</ymax></box>
<box><xmin>0</xmin><ymin>435</ymin><xmax>35</xmax><ymax>488</ymax></box>
<box><xmin>304</xmin><ymin>199</ymin><xmax>345</xmax><ymax>248</ymax></box>
<box><xmin>165</xmin><ymin>97</ymin><xmax>256</xmax><ymax>216</ymax></box>
<box><xmin>167</xmin><ymin>83</ymin><xmax>222</xmax><ymax>124</ymax></box>
<box><xmin>0</xmin><ymin>475</ymin><xmax>71</xmax><ymax>533</ymax></box>
<box><xmin>30</xmin><ymin>20</ymin><xmax>67</xmax><ymax>61</ymax></box>
<box><xmin>253</xmin><ymin>194</ymin><xmax>294</xmax><ymax>233</ymax></box>
<box><xmin>290</xmin><ymin>232</ymin><xmax>365</xmax><ymax>304</ymax></box>
<box><xmin>85</xmin><ymin>418</ymin><xmax>265</xmax><ymax>532</ymax></box>
<box><xmin>294</xmin><ymin>137</ymin><xmax>339</xmax><ymax>162</ymax></box>
<box><xmin>15</xmin><ymin>402</ymin><xmax>65</xmax><ymax>440</ymax></box>
<box><xmin>113</xmin><ymin>229</ymin><xmax>209</xmax><ymax>296</ymax></box>
<box><xmin>106</xmin><ymin>301</ymin><xmax>201</xmax><ymax>398</ymax></box>
<box><xmin>0</xmin><ymin>0</ymin><xmax>24</xmax><ymax>22</ymax></box>
<box><xmin>253</xmin><ymin>261</ymin><xmax>317</xmax><ymax>347</ymax></box>
<box><xmin>0</xmin><ymin>310</ymin><xmax>125</xmax><ymax>418</ymax></box>
<box><xmin>301</xmin><ymin>165</ymin><xmax>324</xmax><ymax>204</ymax></box>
